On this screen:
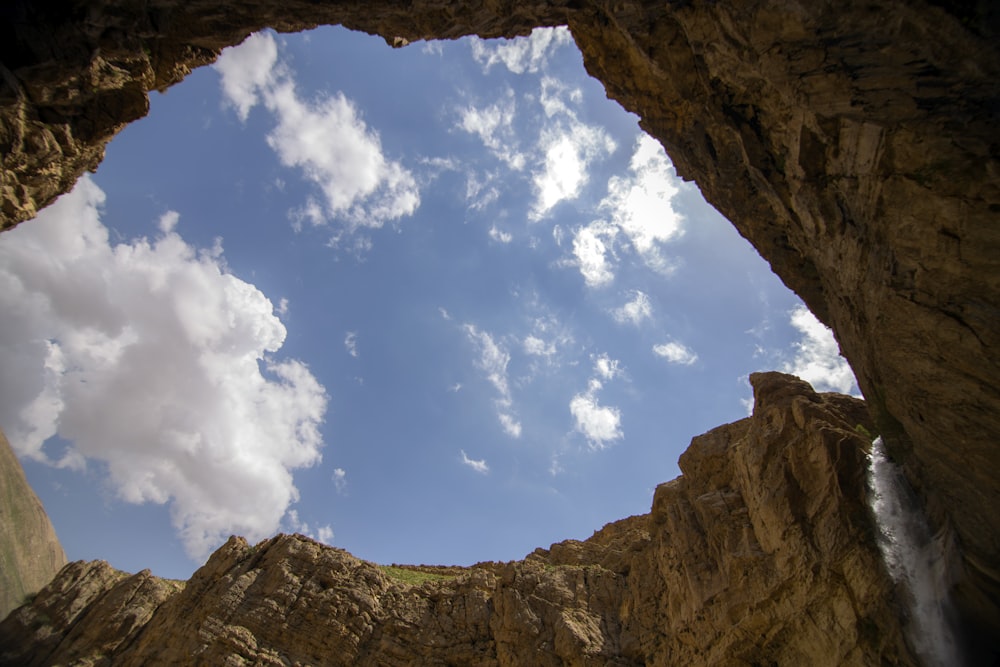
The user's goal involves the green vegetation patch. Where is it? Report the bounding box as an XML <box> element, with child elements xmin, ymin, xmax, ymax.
<box><xmin>379</xmin><ymin>565</ymin><xmax>457</xmax><ymax>586</ymax></box>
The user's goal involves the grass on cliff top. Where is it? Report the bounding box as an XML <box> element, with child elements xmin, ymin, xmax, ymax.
<box><xmin>379</xmin><ymin>565</ymin><xmax>459</xmax><ymax>586</ymax></box>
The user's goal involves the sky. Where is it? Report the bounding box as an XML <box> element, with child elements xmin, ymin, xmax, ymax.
<box><xmin>0</xmin><ymin>26</ymin><xmax>858</xmax><ymax>580</ymax></box>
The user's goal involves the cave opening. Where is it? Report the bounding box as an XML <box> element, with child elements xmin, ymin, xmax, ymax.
<box><xmin>2</xmin><ymin>25</ymin><xmax>858</xmax><ymax>581</ymax></box>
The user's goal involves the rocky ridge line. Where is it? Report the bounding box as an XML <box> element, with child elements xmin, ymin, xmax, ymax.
<box><xmin>0</xmin><ymin>373</ymin><xmax>920</xmax><ymax>666</ymax></box>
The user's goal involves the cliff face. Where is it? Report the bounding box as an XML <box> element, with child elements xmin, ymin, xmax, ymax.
<box><xmin>0</xmin><ymin>373</ymin><xmax>919</xmax><ymax>665</ymax></box>
<box><xmin>0</xmin><ymin>428</ymin><xmax>66</xmax><ymax>620</ymax></box>
<box><xmin>2</xmin><ymin>0</ymin><xmax>998</xmax><ymax>644</ymax></box>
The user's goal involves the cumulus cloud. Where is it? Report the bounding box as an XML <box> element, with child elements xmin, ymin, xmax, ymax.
<box><xmin>653</xmin><ymin>341</ymin><xmax>698</xmax><ymax>366</ymax></box>
<box><xmin>782</xmin><ymin>305</ymin><xmax>859</xmax><ymax>394</ymax></box>
<box><xmin>612</xmin><ymin>290</ymin><xmax>653</xmax><ymax>326</ymax></box>
<box><xmin>462</xmin><ymin>324</ymin><xmax>521</xmax><ymax>437</ymax></box>
<box><xmin>0</xmin><ymin>176</ymin><xmax>328</xmax><ymax>562</ymax></box>
<box><xmin>529</xmin><ymin>79</ymin><xmax>615</xmax><ymax>221</ymax></box>
<box><xmin>460</xmin><ymin>449</ymin><xmax>490</xmax><ymax>474</ymax></box>
<box><xmin>568</xmin><ymin>134</ymin><xmax>685</xmax><ymax>285</ymax></box>
<box><xmin>592</xmin><ymin>353</ymin><xmax>622</xmax><ymax>380</ymax></box>
<box><xmin>523</xmin><ymin>334</ymin><xmax>556</xmax><ymax>357</ymax></box>
<box><xmin>601</xmin><ymin>134</ymin><xmax>685</xmax><ymax>273</ymax></box>
<box><xmin>569</xmin><ymin>379</ymin><xmax>622</xmax><ymax>449</ymax></box>
<box><xmin>214</xmin><ymin>32</ymin><xmax>419</xmax><ymax>234</ymax></box>
<box><xmin>470</xmin><ymin>27</ymin><xmax>573</xmax><ymax>74</ymax></box>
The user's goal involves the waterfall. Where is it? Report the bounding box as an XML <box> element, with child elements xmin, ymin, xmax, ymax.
<box><xmin>867</xmin><ymin>436</ymin><xmax>964</xmax><ymax>666</ymax></box>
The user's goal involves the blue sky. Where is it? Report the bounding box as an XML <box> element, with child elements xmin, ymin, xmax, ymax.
<box><xmin>0</xmin><ymin>27</ymin><xmax>857</xmax><ymax>580</ymax></box>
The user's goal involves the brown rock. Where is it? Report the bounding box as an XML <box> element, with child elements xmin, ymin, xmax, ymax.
<box><xmin>0</xmin><ymin>427</ymin><xmax>66</xmax><ymax>619</ymax></box>
<box><xmin>0</xmin><ymin>374</ymin><xmax>921</xmax><ymax>666</ymax></box>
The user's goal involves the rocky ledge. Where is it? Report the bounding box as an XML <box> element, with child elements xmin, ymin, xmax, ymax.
<box><xmin>0</xmin><ymin>373</ymin><xmax>925</xmax><ymax>666</ymax></box>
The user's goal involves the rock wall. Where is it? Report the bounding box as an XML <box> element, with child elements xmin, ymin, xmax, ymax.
<box><xmin>0</xmin><ymin>428</ymin><xmax>66</xmax><ymax>619</ymax></box>
<box><xmin>2</xmin><ymin>0</ymin><xmax>998</xmax><ymax>643</ymax></box>
<box><xmin>0</xmin><ymin>373</ymin><xmax>919</xmax><ymax>666</ymax></box>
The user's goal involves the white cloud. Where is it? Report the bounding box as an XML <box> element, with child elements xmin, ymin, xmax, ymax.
<box><xmin>214</xmin><ymin>32</ymin><xmax>419</xmax><ymax>234</ymax></box>
<box><xmin>316</xmin><ymin>525</ymin><xmax>334</xmax><ymax>544</ymax></box>
<box><xmin>460</xmin><ymin>449</ymin><xmax>490</xmax><ymax>474</ymax></box>
<box><xmin>569</xmin><ymin>379</ymin><xmax>622</xmax><ymax>449</ymax></box>
<box><xmin>470</xmin><ymin>27</ymin><xmax>573</xmax><ymax>74</ymax></box>
<box><xmin>612</xmin><ymin>290</ymin><xmax>653</xmax><ymax>326</ymax></box>
<box><xmin>523</xmin><ymin>334</ymin><xmax>556</xmax><ymax>357</ymax></box>
<box><xmin>566</xmin><ymin>134</ymin><xmax>686</xmax><ymax>286</ymax></box>
<box><xmin>653</xmin><ymin>341</ymin><xmax>698</xmax><ymax>365</ymax></box>
<box><xmin>458</xmin><ymin>92</ymin><xmax>525</xmax><ymax>171</ymax></box>
<box><xmin>285</xmin><ymin>509</ymin><xmax>333</xmax><ymax>545</ymax></box>
<box><xmin>600</xmin><ymin>134</ymin><xmax>685</xmax><ymax>273</ymax></box>
<box><xmin>462</xmin><ymin>324</ymin><xmax>521</xmax><ymax>438</ymax></box>
<box><xmin>593</xmin><ymin>353</ymin><xmax>622</xmax><ymax>380</ymax></box>
<box><xmin>332</xmin><ymin>468</ymin><xmax>347</xmax><ymax>494</ymax></box>
<box><xmin>531</xmin><ymin>122</ymin><xmax>615</xmax><ymax>220</ymax></box>
<box><xmin>0</xmin><ymin>176</ymin><xmax>328</xmax><ymax>562</ymax></box>
<box><xmin>782</xmin><ymin>305</ymin><xmax>859</xmax><ymax>394</ymax></box>
<box><xmin>212</xmin><ymin>32</ymin><xmax>280</xmax><ymax>121</ymax></box>
<box><xmin>344</xmin><ymin>331</ymin><xmax>358</xmax><ymax>357</ymax></box>
<box><xmin>489</xmin><ymin>224</ymin><xmax>513</xmax><ymax>243</ymax></box>
<box><xmin>571</xmin><ymin>221</ymin><xmax>618</xmax><ymax>287</ymax></box>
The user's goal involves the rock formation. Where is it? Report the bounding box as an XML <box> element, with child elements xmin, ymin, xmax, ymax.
<box><xmin>2</xmin><ymin>0</ymin><xmax>998</xmax><ymax>650</ymax></box>
<box><xmin>0</xmin><ymin>428</ymin><xmax>66</xmax><ymax>620</ymax></box>
<box><xmin>0</xmin><ymin>373</ymin><xmax>921</xmax><ymax>666</ymax></box>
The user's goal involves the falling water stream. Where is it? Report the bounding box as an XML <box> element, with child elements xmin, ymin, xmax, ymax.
<box><xmin>868</xmin><ymin>437</ymin><xmax>964</xmax><ymax>666</ymax></box>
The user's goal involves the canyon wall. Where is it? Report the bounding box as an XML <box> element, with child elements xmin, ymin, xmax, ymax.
<box><xmin>0</xmin><ymin>373</ymin><xmax>919</xmax><ymax>666</ymax></box>
<box><xmin>0</xmin><ymin>429</ymin><xmax>66</xmax><ymax>619</ymax></box>
<box><xmin>2</xmin><ymin>0</ymin><xmax>997</xmax><ymax>643</ymax></box>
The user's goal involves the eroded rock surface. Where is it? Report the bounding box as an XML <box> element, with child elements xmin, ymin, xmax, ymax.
<box><xmin>0</xmin><ymin>428</ymin><xmax>66</xmax><ymax>619</ymax></box>
<box><xmin>0</xmin><ymin>374</ymin><xmax>920</xmax><ymax>666</ymax></box>
<box><xmin>2</xmin><ymin>0</ymin><xmax>998</xmax><ymax>645</ymax></box>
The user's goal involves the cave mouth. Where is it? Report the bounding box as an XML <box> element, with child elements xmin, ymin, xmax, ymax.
<box><xmin>3</xmin><ymin>25</ymin><xmax>856</xmax><ymax>580</ymax></box>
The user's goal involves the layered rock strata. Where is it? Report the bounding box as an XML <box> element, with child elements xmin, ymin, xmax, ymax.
<box><xmin>0</xmin><ymin>428</ymin><xmax>66</xmax><ymax>619</ymax></box>
<box><xmin>2</xmin><ymin>0</ymin><xmax>998</xmax><ymax>641</ymax></box>
<box><xmin>0</xmin><ymin>373</ymin><xmax>921</xmax><ymax>666</ymax></box>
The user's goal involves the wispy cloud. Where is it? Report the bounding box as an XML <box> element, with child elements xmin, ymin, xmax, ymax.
<box><xmin>653</xmin><ymin>341</ymin><xmax>698</xmax><ymax>366</ymax></box>
<box><xmin>460</xmin><ymin>449</ymin><xmax>490</xmax><ymax>474</ymax></box>
<box><xmin>214</xmin><ymin>32</ymin><xmax>419</xmax><ymax>239</ymax></box>
<box><xmin>469</xmin><ymin>27</ymin><xmax>573</xmax><ymax>75</ymax></box>
<box><xmin>0</xmin><ymin>176</ymin><xmax>328</xmax><ymax>561</ymax></box>
<box><xmin>332</xmin><ymin>467</ymin><xmax>347</xmax><ymax>494</ymax></box>
<box><xmin>344</xmin><ymin>331</ymin><xmax>359</xmax><ymax>357</ymax></box>
<box><xmin>782</xmin><ymin>305</ymin><xmax>858</xmax><ymax>394</ymax></box>
<box><xmin>458</xmin><ymin>91</ymin><xmax>525</xmax><ymax>171</ymax></box>
<box><xmin>285</xmin><ymin>509</ymin><xmax>334</xmax><ymax>545</ymax></box>
<box><xmin>612</xmin><ymin>290</ymin><xmax>653</xmax><ymax>326</ymax></box>
<box><xmin>489</xmin><ymin>224</ymin><xmax>513</xmax><ymax>243</ymax></box>
<box><xmin>571</xmin><ymin>221</ymin><xmax>618</xmax><ymax>287</ymax></box>
<box><xmin>569</xmin><ymin>379</ymin><xmax>622</xmax><ymax>449</ymax></box>
<box><xmin>462</xmin><ymin>324</ymin><xmax>521</xmax><ymax>437</ymax></box>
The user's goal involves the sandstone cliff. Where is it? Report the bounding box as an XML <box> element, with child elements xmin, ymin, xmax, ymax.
<box><xmin>2</xmin><ymin>1</ymin><xmax>998</xmax><ymax>637</ymax></box>
<box><xmin>0</xmin><ymin>374</ymin><xmax>923</xmax><ymax>665</ymax></box>
<box><xmin>0</xmin><ymin>428</ymin><xmax>66</xmax><ymax>620</ymax></box>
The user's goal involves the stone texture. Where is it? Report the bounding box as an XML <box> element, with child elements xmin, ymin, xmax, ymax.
<box><xmin>2</xmin><ymin>0</ymin><xmax>998</xmax><ymax>648</ymax></box>
<box><xmin>0</xmin><ymin>374</ymin><xmax>920</xmax><ymax>666</ymax></box>
<box><xmin>0</xmin><ymin>427</ymin><xmax>66</xmax><ymax>619</ymax></box>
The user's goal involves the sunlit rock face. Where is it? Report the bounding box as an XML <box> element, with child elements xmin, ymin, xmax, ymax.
<box><xmin>0</xmin><ymin>373</ymin><xmax>918</xmax><ymax>666</ymax></box>
<box><xmin>0</xmin><ymin>429</ymin><xmax>66</xmax><ymax>619</ymax></box>
<box><xmin>2</xmin><ymin>0</ymin><xmax>998</xmax><ymax>646</ymax></box>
